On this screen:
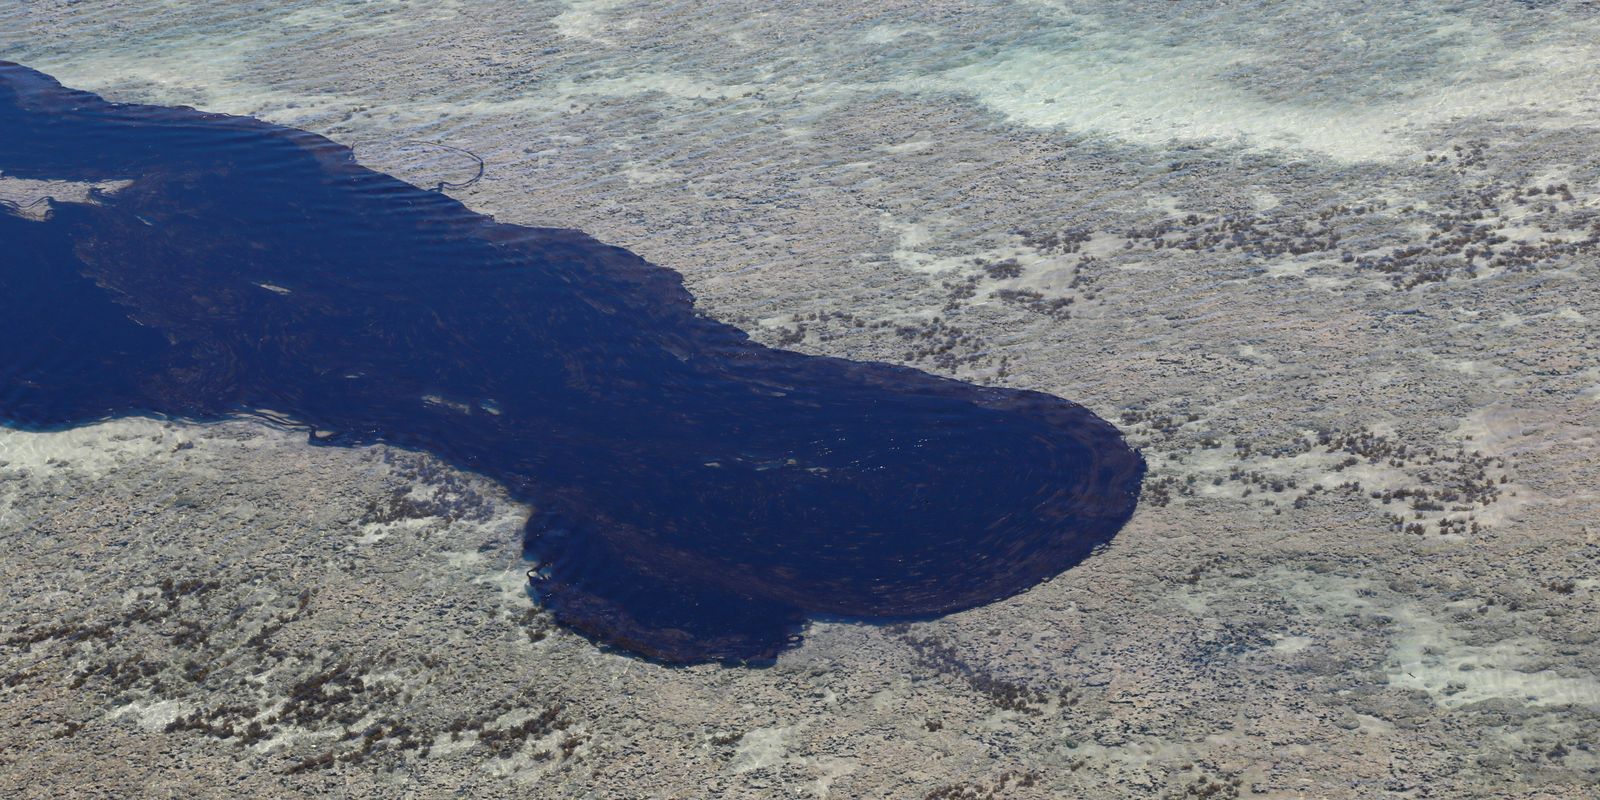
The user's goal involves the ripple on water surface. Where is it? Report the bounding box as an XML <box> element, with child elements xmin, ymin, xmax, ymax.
<box><xmin>0</xmin><ymin>62</ymin><xmax>1143</xmax><ymax>664</ymax></box>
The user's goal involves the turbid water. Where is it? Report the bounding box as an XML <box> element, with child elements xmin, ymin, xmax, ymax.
<box><xmin>0</xmin><ymin>62</ymin><xmax>1143</xmax><ymax>664</ymax></box>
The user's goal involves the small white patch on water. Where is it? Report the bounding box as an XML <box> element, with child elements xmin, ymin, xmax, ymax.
<box><xmin>0</xmin><ymin>175</ymin><xmax>132</xmax><ymax>220</ymax></box>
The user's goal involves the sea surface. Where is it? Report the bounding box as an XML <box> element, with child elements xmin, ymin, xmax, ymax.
<box><xmin>2</xmin><ymin>2</ymin><xmax>1598</xmax><ymax>794</ymax></box>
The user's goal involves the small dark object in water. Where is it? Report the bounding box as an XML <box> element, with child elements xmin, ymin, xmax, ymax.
<box><xmin>0</xmin><ymin>63</ymin><xmax>1143</xmax><ymax>664</ymax></box>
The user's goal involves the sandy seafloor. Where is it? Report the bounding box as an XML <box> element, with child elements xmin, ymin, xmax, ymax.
<box><xmin>2</xmin><ymin>1</ymin><xmax>1599</xmax><ymax>797</ymax></box>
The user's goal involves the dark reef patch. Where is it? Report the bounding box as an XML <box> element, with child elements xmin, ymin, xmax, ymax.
<box><xmin>0</xmin><ymin>63</ymin><xmax>1143</xmax><ymax>664</ymax></box>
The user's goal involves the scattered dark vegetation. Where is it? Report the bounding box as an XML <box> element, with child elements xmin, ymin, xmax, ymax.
<box><xmin>898</xmin><ymin>632</ymin><xmax>1074</xmax><ymax>717</ymax></box>
<box><xmin>1117</xmin><ymin>404</ymin><xmax>1513</xmax><ymax>535</ymax></box>
<box><xmin>994</xmin><ymin>288</ymin><xmax>1072</xmax><ymax>319</ymax></box>
<box><xmin>1185</xmin><ymin>621</ymin><xmax>1274</xmax><ymax>663</ymax></box>
<box><xmin>923</xmin><ymin>769</ymin><xmax>1041</xmax><ymax>799</ymax></box>
<box><xmin>982</xmin><ymin>258</ymin><xmax>1023</xmax><ymax>279</ymax></box>
<box><xmin>475</xmin><ymin>704</ymin><xmax>570</xmax><ymax>759</ymax></box>
<box><xmin>944</xmin><ymin>249</ymin><xmax>1104</xmax><ymax>318</ymax></box>
<box><xmin>362</xmin><ymin>451</ymin><xmax>495</xmax><ymax>525</ymax></box>
<box><xmin>282</xmin><ymin>684</ymin><xmax>579</xmax><ymax>774</ymax></box>
<box><xmin>246</xmin><ymin>590</ymin><xmax>315</xmax><ymax>652</ymax></box>
<box><xmin>758</xmin><ymin>232</ymin><xmax>1116</xmax><ymax>380</ymax></box>
<box><xmin>279</xmin><ymin>662</ymin><xmax>378</xmax><ymax>728</ymax></box>
<box><xmin>1547</xmin><ymin>579</ymin><xmax>1577</xmax><ymax>596</ymax></box>
<box><xmin>1181</xmin><ymin>555</ymin><xmax>1227</xmax><ymax>586</ymax></box>
<box><xmin>1011</xmin><ymin>141</ymin><xmax>1595</xmax><ymax>294</ymax></box>
<box><xmin>767</xmin><ymin>309</ymin><xmax>1003</xmax><ymax>374</ymax></box>
<box><xmin>7</xmin><ymin>577</ymin><xmax>225</xmax><ymax>659</ymax></box>
<box><xmin>1164</xmin><ymin>771</ymin><xmax>1243</xmax><ymax>799</ymax></box>
<box><xmin>5</xmin><ymin>619</ymin><xmax>117</xmax><ymax>649</ymax></box>
<box><xmin>893</xmin><ymin>316</ymin><xmax>988</xmax><ymax>371</ymax></box>
<box><xmin>166</xmin><ymin>703</ymin><xmax>267</xmax><ymax>741</ymax></box>
<box><xmin>771</xmin><ymin>309</ymin><xmax>876</xmax><ymax>348</ymax></box>
<box><xmin>286</xmin><ymin>713</ymin><xmax>433</xmax><ymax>774</ymax></box>
<box><xmin>282</xmin><ymin>685</ymin><xmax>577</xmax><ymax>773</ymax></box>
<box><xmin>1318</xmin><ymin>428</ymin><xmax>1510</xmax><ymax>534</ymax></box>
<box><xmin>3</xmin><ymin>568</ymin><xmax>582</xmax><ymax>777</ymax></box>
<box><xmin>1017</xmin><ymin>227</ymin><xmax>1092</xmax><ymax>255</ymax></box>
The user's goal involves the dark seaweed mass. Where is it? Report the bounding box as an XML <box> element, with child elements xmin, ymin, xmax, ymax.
<box><xmin>0</xmin><ymin>63</ymin><xmax>1143</xmax><ymax>664</ymax></box>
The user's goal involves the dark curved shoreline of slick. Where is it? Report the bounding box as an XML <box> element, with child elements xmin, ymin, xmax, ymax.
<box><xmin>0</xmin><ymin>62</ymin><xmax>1144</xmax><ymax>664</ymax></box>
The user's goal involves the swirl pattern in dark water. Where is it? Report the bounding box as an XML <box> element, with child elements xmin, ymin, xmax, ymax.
<box><xmin>0</xmin><ymin>63</ymin><xmax>1144</xmax><ymax>664</ymax></box>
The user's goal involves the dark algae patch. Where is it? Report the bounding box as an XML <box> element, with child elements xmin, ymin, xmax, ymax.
<box><xmin>0</xmin><ymin>63</ymin><xmax>1143</xmax><ymax>664</ymax></box>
